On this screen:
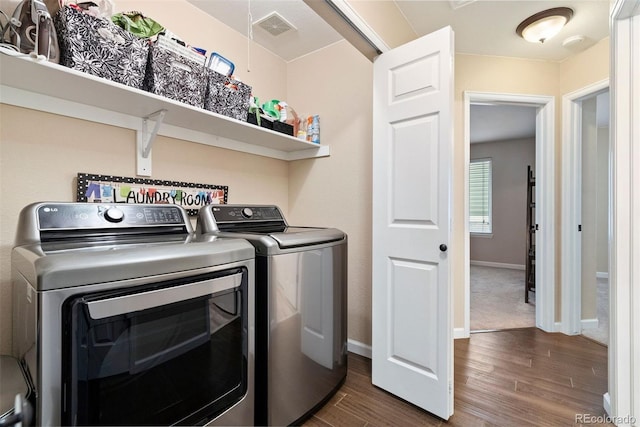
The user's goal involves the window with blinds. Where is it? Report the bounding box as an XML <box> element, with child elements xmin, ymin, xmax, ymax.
<box><xmin>469</xmin><ymin>158</ymin><xmax>492</xmax><ymax>234</ymax></box>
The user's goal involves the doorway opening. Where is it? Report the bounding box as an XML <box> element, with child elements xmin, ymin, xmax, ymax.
<box><xmin>561</xmin><ymin>80</ymin><xmax>610</xmax><ymax>345</ymax></box>
<box><xmin>463</xmin><ymin>92</ymin><xmax>556</xmax><ymax>338</ymax></box>
<box><xmin>468</xmin><ymin>104</ymin><xmax>537</xmax><ymax>332</ymax></box>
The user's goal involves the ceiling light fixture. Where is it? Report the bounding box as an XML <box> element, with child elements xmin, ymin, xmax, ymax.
<box><xmin>516</xmin><ymin>7</ymin><xmax>573</xmax><ymax>44</ymax></box>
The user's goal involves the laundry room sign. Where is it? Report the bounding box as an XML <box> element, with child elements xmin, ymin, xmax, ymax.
<box><xmin>76</xmin><ymin>173</ymin><xmax>228</xmax><ymax>215</ymax></box>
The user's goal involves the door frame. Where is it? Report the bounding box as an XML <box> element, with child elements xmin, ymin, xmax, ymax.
<box><xmin>463</xmin><ymin>91</ymin><xmax>556</xmax><ymax>336</ymax></box>
<box><xmin>560</xmin><ymin>79</ymin><xmax>609</xmax><ymax>336</ymax></box>
<box><xmin>608</xmin><ymin>0</ymin><xmax>639</xmax><ymax>421</ymax></box>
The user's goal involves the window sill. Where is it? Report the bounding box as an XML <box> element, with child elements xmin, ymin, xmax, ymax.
<box><xmin>470</xmin><ymin>233</ymin><xmax>493</xmax><ymax>238</ymax></box>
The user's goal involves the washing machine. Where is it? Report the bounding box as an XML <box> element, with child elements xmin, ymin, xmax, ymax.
<box><xmin>11</xmin><ymin>202</ymin><xmax>255</xmax><ymax>426</ymax></box>
<box><xmin>196</xmin><ymin>205</ymin><xmax>347</xmax><ymax>426</ymax></box>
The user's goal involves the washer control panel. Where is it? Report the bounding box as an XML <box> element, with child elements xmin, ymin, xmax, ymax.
<box><xmin>210</xmin><ymin>205</ymin><xmax>283</xmax><ymax>223</ymax></box>
<box><xmin>37</xmin><ymin>203</ymin><xmax>186</xmax><ymax>229</ymax></box>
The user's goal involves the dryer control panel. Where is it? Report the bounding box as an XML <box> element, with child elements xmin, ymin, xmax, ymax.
<box><xmin>210</xmin><ymin>205</ymin><xmax>284</xmax><ymax>224</ymax></box>
<box><xmin>35</xmin><ymin>203</ymin><xmax>188</xmax><ymax>231</ymax></box>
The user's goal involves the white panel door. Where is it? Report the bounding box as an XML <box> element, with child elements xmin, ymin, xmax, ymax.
<box><xmin>372</xmin><ymin>26</ymin><xmax>454</xmax><ymax>420</ymax></box>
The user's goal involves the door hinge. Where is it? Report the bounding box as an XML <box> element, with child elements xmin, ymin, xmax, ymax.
<box><xmin>578</xmin><ymin>224</ymin><xmax>582</xmax><ymax>231</ymax></box>
<box><xmin>535</xmin><ymin>224</ymin><xmax>539</xmax><ymax>231</ymax></box>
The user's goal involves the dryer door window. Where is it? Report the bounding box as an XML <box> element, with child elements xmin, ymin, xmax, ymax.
<box><xmin>62</xmin><ymin>269</ymin><xmax>248</xmax><ymax>426</ymax></box>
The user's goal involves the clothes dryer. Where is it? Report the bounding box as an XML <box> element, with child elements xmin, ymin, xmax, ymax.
<box><xmin>12</xmin><ymin>202</ymin><xmax>255</xmax><ymax>426</ymax></box>
<box><xmin>196</xmin><ymin>205</ymin><xmax>347</xmax><ymax>426</ymax></box>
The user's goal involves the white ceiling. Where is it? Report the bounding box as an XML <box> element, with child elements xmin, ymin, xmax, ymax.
<box><xmin>187</xmin><ymin>0</ymin><xmax>343</xmax><ymax>62</ymax></box>
<box><xmin>470</xmin><ymin>105</ymin><xmax>536</xmax><ymax>144</ymax></box>
<box><xmin>188</xmin><ymin>0</ymin><xmax>610</xmax><ymax>63</ymax></box>
<box><xmin>188</xmin><ymin>0</ymin><xmax>610</xmax><ymax>141</ymax></box>
<box><xmin>396</xmin><ymin>0</ymin><xmax>610</xmax><ymax>62</ymax></box>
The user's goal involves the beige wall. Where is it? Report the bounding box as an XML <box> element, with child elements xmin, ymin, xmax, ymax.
<box><xmin>558</xmin><ymin>38</ymin><xmax>610</xmax><ymax>95</ymax></box>
<box><xmin>284</xmin><ymin>37</ymin><xmax>574</xmax><ymax>339</ymax></box>
<box><xmin>579</xmin><ymin>102</ymin><xmax>610</xmax><ymax>322</ymax></box>
<box><xmin>0</xmin><ymin>1</ymin><xmax>612</xmax><ymax>353</ymax></box>
<box><xmin>318</xmin><ymin>13</ymin><xmax>610</xmax><ymax>337</ymax></box>
<box><xmin>453</xmin><ymin>54</ymin><xmax>559</xmax><ymax>327</ymax></box>
<box><xmin>470</xmin><ymin>138</ymin><xmax>536</xmax><ymax>266</ymax></box>
<box><xmin>287</xmin><ymin>41</ymin><xmax>374</xmax><ymax>345</ymax></box>
<box><xmin>346</xmin><ymin>0</ymin><xmax>417</xmax><ymax>49</ymax></box>
<box><xmin>559</xmin><ymin>38</ymin><xmax>610</xmax><ymax>324</ymax></box>
<box><xmin>581</xmin><ymin>97</ymin><xmax>598</xmax><ymax>320</ymax></box>
<box><xmin>315</xmin><ymin>10</ymin><xmax>609</xmax><ymax>334</ymax></box>
<box><xmin>0</xmin><ymin>107</ymin><xmax>289</xmax><ymax>354</ymax></box>
<box><xmin>0</xmin><ymin>0</ymin><xmax>289</xmax><ymax>355</ymax></box>
<box><xmin>455</xmin><ymin>39</ymin><xmax>610</xmax><ymax>328</ymax></box>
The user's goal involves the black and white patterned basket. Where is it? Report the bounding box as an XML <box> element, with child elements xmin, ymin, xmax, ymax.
<box><xmin>143</xmin><ymin>42</ymin><xmax>207</xmax><ymax>108</ymax></box>
<box><xmin>204</xmin><ymin>69</ymin><xmax>252</xmax><ymax>121</ymax></box>
<box><xmin>54</xmin><ymin>6</ymin><xmax>149</xmax><ymax>89</ymax></box>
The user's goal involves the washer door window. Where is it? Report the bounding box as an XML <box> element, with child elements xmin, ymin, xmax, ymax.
<box><xmin>62</xmin><ymin>270</ymin><xmax>248</xmax><ymax>426</ymax></box>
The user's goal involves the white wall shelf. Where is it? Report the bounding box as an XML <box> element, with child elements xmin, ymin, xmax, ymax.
<box><xmin>0</xmin><ymin>50</ymin><xmax>330</xmax><ymax>162</ymax></box>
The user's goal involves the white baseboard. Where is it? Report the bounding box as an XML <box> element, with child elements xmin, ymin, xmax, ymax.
<box><xmin>603</xmin><ymin>392</ymin><xmax>611</xmax><ymax>418</ymax></box>
<box><xmin>597</xmin><ymin>271</ymin><xmax>609</xmax><ymax>279</ymax></box>
<box><xmin>349</xmin><ymin>330</ymin><xmax>470</xmax><ymax>359</ymax></box>
<box><xmin>347</xmin><ymin>339</ymin><xmax>372</xmax><ymax>359</ymax></box>
<box><xmin>454</xmin><ymin>327</ymin><xmax>469</xmax><ymax>339</ymax></box>
<box><xmin>470</xmin><ymin>260</ymin><xmax>525</xmax><ymax>270</ymax></box>
<box><xmin>553</xmin><ymin>321</ymin><xmax>600</xmax><ymax>334</ymax></box>
<box><xmin>581</xmin><ymin>318</ymin><xmax>599</xmax><ymax>330</ymax></box>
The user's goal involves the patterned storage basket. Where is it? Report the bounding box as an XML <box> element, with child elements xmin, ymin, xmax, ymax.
<box><xmin>143</xmin><ymin>42</ymin><xmax>207</xmax><ymax>108</ymax></box>
<box><xmin>204</xmin><ymin>69</ymin><xmax>252</xmax><ymax>121</ymax></box>
<box><xmin>54</xmin><ymin>6</ymin><xmax>149</xmax><ymax>89</ymax></box>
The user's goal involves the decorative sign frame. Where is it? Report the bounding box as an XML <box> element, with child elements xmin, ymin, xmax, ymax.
<box><xmin>77</xmin><ymin>173</ymin><xmax>228</xmax><ymax>216</ymax></box>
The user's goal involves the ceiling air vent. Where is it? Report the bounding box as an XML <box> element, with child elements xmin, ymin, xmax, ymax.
<box><xmin>253</xmin><ymin>12</ymin><xmax>296</xmax><ymax>36</ymax></box>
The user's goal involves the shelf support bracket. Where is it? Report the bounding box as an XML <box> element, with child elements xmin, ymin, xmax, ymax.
<box><xmin>136</xmin><ymin>109</ymin><xmax>167</xmax><ymax>176</ymax></box>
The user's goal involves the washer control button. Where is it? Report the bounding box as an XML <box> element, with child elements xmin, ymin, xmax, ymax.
<box><xmin>241</xmin><ymin>208</ymin><xmax>253</xmax><ymax>219</ymax></box>
<box><xmin>104</xmin><ymin>207</ymin><xmax>125</xmax><ymax>223</ymax></box>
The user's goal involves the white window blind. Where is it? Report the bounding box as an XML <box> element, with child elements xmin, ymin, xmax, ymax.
<box><xmin>469</xmin><ymin>158</ymin><xmax>492</xmax><ymax>234</ymax></box>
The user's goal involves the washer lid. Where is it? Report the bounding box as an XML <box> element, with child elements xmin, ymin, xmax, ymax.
<box><xmin>269</xmin><ymin>227</ymin><xmax>345</xmax><ymax>249</ymax></box>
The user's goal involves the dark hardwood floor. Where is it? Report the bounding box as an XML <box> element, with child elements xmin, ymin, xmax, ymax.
<box><xmin>303</xmin><ymin>328</ymin><xmax>611</xmax><ymax>427</ymax></box>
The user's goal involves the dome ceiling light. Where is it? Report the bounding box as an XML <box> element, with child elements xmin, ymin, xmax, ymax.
<box><xmin>516</xmin><ymin>7</ymin><xmax>574</xmax><ymax>44</ymax></box>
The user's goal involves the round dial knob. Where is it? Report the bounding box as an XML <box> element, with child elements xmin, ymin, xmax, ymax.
<box><xmin>241</xmin><ymin>208</ymin><xmax>253</xmax><ymax>219</ymax></box>
<box><xmin>104</xmin><ymin>207</ymin><xmax>124</xmax><ymax>223</ymax></box>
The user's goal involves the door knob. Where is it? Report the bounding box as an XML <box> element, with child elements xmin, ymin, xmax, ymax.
<box><xmin>439</xmin><ymin>244</ymin><xmax>447</xmax><ymax>252</ymax></box>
